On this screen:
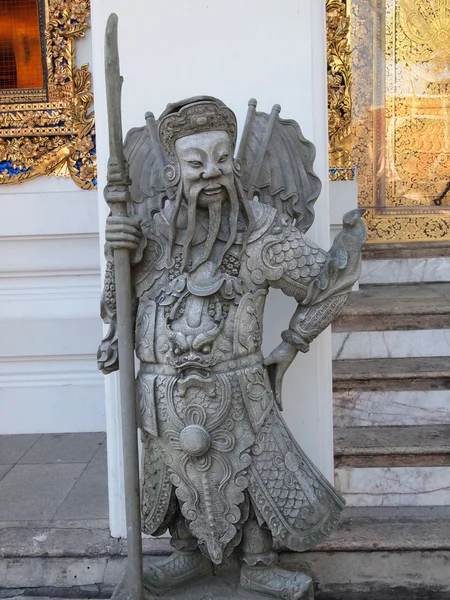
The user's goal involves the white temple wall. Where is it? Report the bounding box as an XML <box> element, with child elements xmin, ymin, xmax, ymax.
<box><xmin>0</xmin><ymin>27</ymin><xmax>106</xmax><ymax>434</ymax></box>
<box><xmin>330</xmin><ymin>180</ymin><xmax>358</xmax><ymax>241</ymax></box>
<box><xmin>0</xmin><ymin>178</ymin><xmax>105</xmax><ymax>434</ymax></box>
<box><xmin>91</xmin><ymin>0</ymin><xmax>335</xmax><ymax>536</ymax></box>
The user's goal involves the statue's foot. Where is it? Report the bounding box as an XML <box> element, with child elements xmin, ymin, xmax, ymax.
<box><xmin>143</xmin><ymin>550</ymin><xmax>212</xmax><ymax>595</ymax></box>
<box><xmin>240</xmin><ymin>564</ymin><xmax>313</xmax><ymax>600</ymax></box>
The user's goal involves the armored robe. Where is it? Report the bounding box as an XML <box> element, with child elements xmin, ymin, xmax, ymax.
<box><xmin>99</xmin><ymin>194</ymin><xmax>364</xmax><ymax>564</ymax></box>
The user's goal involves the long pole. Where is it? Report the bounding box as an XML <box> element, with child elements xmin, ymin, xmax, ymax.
<box><xmin>104</xmin><ymin>14</ymin><xmax>144</xmax><ymax>600</ymax></box>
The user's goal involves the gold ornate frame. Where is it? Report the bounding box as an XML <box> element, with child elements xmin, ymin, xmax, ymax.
<box><xmin>327</xmin><ymin>0</ymin><xmax>354</xmax><ymax>181</ymax></box>
<box><xmin>352</xmin><ymin>0</ymin><xmax>450</xmax><ymax>243</ymax></box>
<box><xmin>0</xmin><ymin>0</ymin><xmax>96</xmax><ymax>189</ymax></box>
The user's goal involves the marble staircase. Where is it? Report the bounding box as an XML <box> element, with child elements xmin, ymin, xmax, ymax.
<box><xmin>332</xmin><ymin>244</ymin><xmax>450</xmax><ymax>508</ymax></box>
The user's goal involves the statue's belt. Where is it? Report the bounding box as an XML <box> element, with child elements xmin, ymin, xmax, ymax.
<box><xmin>138</xmin><ymin>352</ymin><xmax>263</xmax><ymax>376</ymax></box>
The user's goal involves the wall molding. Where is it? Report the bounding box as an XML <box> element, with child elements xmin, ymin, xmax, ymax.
<box><xmin>0</xmin><ymin>269</ymin><xmax>100</xmax><ymax>280</ymax></box>
<box><xmin>0</xmin><ymin>353</ymin><xmax>102</xmax><ymax>387</ymax></box>
<box><xmin>0</xmin><ymin>232</ymin><xmax>99</xmax><ymax>242</ymax></box>
<box><xmin>0</xmin><ymin>371</ymin><xmax>102</xmax><ymax>388</ymax></box>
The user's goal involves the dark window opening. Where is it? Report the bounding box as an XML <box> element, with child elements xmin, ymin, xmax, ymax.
<box><xmin>0</xmin><ymin>0</ymin><xmax>44</xmax><ymax>90</ymax></box>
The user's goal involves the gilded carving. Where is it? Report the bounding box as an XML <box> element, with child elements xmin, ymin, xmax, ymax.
<box><xmin>351</xmin><ymin>0</ymin><xmax>450</xmax><ymax>243</ymax></box>
<box><xmin>326</xmin><ymin>0</ymin><xmax>354</xmax><ymax>181</ymax></box>
<box><xmin>0</xmin><ymin>0</ymin><xmax>96</xmax><ymax>189</ymax></box>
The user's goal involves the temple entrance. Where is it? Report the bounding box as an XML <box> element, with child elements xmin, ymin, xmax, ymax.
<box><xmin>328</xmin><ymin>0</ymin><xmax>450</xmax><ymax>551</ymax></box>
<box><xmin>328</xmin><ymin>0</ymin><xmax>450</xmax><ymax>243</ymax></box>
<box><xmin>354</xmin><ymin>0</ymin><xmax>450</xmax><ymax>243</ymax></box>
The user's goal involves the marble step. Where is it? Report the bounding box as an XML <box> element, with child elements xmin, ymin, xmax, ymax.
<box><xmin>360</xmin><ymin>242</ymin><xmax>450</xmax><ymax>285</ymax></box>
<box><xmin>334</xmin><ymin>425</ymin><xmax>450</xmax><ymax>468</ymax></box>
<box><xmin>333</xmin><ymin>357</ymin><xmax>450</xmax><ymax>391</ymax></box>
<box><xmin>333</xmin><ymin>358</ymin><xmax>450</xmax><ymax>427</ymax></box>
<box><xmin>335</xmin><ymin>464</ymin><xmax>450</xmax><ymax>507</ymax></box>
<box><xmin>3</xmin><ymin>508</ymin><xmax>450</xmax><ymax>599</ymax></box>
<box><xmin>363</xmin><ymin>241</ymin><xmax>450</xmax><ymax>260</ymax></box>
<box><xmin>334</xmin><ymin>426</ymin><xmax>450</xmax><ymax>507</ymax></box>
<box><xmin>360</xmin><ymin>257</ymin><xmax>450</xmax><ymax>285</ymax></box>
<box><xmin>315</xmin><ymin>505</ymin><xmax>450</xmax><ymax>551</ymax></box>
<box><xmin>333</xmin><ymin>283</ymin><xmax>450</xmax><ymax>332</ymax></box>
<box><xmin>333</xmin><ymin>357</ymin><xmax>450</xmax><ymax>427</ymax></box>
<box><xmin>332</xmin><ymin>328</ymin><xmax>450</xmax><ymax>359</ymax></box>
<box><xmin>334</xmin><ymin>388</ymin><xmax>450</xmax><ymax>427</ymax></box>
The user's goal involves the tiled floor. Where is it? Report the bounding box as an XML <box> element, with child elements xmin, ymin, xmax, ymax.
<box><xmin>0</xmin><ymin>432</ymin><xmax>108</xmax><ymax>523</ymax></box>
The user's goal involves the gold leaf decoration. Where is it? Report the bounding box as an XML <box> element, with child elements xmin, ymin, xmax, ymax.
<box><xmin>326</xmin><ymin>0</ymin><xmax>354</xmax><ymax>181</ymax></box>
<box><xmin>351</xmin><ymin>0</ymin><xmax>450</xmax><ymax>243</ymax></box>
<box><xmin>0</xmin><ymin>0</ymin><xmax>96</xmax><ymax>189</ymax></box>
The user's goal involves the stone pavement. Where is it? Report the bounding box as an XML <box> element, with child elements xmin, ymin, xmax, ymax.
<box><xmin>1</xmin><ymin>434</ymin><xmax>450</xmax><ymax>599</ymax></box>
<box><xmin>0</xmin><ymin>432</ymin><xmax>108</xmax><ymax>523</ymax></box>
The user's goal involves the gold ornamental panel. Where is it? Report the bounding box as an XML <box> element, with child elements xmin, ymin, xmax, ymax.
<box><xmin>327</xmin><ymin>0</ymin><xmax>354</xmax><ymax>181</ymax></box>
<box><xmin>0</xmin><ymin>0</ymin><xmax>96</xmax><ymax>189</ymax></box>
<box><xmin>352</xmin><ymin>0</ymin><xmax>450</xmax><ymax>243</ymax></box>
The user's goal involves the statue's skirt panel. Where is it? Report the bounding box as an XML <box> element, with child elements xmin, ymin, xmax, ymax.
<box><xmin>140</xmin><ymin>368</ymin><xmax>344</xmax><ymax>561</ymax></box>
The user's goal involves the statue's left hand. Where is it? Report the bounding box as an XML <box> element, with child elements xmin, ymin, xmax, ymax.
<box><xmin>264</xmin><ymin>341</ymin><xmax>298</xmax><ymax>410</ymax></box>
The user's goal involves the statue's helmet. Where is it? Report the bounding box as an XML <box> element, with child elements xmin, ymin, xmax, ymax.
<box><xmin>158</xmin><ymin>96</ymin><xmax>237</xmax><ymax>185</ymax></box>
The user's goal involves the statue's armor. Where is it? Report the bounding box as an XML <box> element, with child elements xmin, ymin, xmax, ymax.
<box><xmin>126</xmin><ymin>200</ymin><xmax>347</xmax><ymax>564</ymax></box>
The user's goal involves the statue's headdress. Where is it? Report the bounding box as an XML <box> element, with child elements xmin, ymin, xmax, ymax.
<box><xmin>158</xmin><ymin>96</ymin><xmax>238</xmax><ymax>164</ymax></box>
<box><xmin>125</xmin><ymin>96</ymin><xmax>322</xmax><ymax>237</ymax></box>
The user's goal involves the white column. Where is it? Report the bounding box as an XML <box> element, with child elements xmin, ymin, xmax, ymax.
<box><xmin>91</xmin><ymin>0</ymin><xmax>334</xmax><ymax>537</ymax></box>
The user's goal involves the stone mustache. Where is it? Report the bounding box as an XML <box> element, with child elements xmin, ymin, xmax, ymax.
<box><xmin>98</xmin><ymin>96</ymin><xmax>366</xmax><ymax>599</ymax></box>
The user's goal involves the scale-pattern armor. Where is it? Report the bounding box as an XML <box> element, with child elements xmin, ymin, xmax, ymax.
<box><xmin>100</xmin><ymin>200</ymin><xmax>365</xmax><ymax>563</ymax></box>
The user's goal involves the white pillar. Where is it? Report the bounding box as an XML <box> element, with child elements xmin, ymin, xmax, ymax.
<box><xmin>91</xmin><ymin>0</ymin><xmax>333</xmax><ymax>537</ymax></box>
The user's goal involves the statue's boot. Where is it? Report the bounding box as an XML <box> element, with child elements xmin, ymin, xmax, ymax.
<box><xmin>240</xmin><ymin>564</ymin><xmax>313</xmax><ymax>600</ymax></box>
<box><xmin>143</xmin><ymin>550</ymin><xmax>212</xmax><ymax>595</ymax></box>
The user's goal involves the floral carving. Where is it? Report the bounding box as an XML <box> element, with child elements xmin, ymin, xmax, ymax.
<box><xmin>351</xmin><ymin>0</ymin><xmax>450</xmax><ymax>243</ymax></box>
<box><xmin>326</xmin><ymin>0</ymin><xmax>354</xmax><ymax>181</ymax></box>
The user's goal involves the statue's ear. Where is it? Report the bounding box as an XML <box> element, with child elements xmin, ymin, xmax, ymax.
<box><xmin>164</xmin><ymin>164</ymin><xmax>180</xmax><ymax>186</ymax></box>
<box><xmin>233</xmin><ymin>158</ymin><xmax>242</xmax><ymax>177</ymax></box>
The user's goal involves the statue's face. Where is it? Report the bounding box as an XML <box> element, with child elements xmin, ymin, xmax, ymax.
<box><xmin>175</xmin><ymin>130</ymin><xmax>234</xmax><ymax>209</ymax></box>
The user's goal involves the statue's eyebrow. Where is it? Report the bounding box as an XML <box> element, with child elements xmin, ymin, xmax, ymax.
<box><xmin>181</xmin><ymin>147</ymin><xmax>206</xmax><ymax>159</ymax></box>
<box><xmin>213</xmin><ymin>139</ymin><xmax>230</xmax><ymax>154</ymax></box>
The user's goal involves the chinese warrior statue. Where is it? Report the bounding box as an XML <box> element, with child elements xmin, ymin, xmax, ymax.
<box><xmin>98</xmin><ymin>95</ymin><xmax>365</xmax><ymax>599</ymax></box>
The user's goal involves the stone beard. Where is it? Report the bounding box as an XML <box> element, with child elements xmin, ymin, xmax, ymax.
<box><xmin>166</xmin><ymin>163</ymin><xmax>255</xmax><ymax>275</ymax></box>
<box><xmin>99</xmin><ymin>96</ymin><xmax>366</xmax><ymax>598</ymax></box>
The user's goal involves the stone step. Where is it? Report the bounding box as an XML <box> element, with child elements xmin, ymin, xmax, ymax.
<box><xmin>334</xmin><ymin>388</ymin><xmax>450</xmax><ymax>427</ymax></box>
<box><xmin>315</xmin><ymin>505</ymin><xmax>450</xmax><ymax>551</ymax></box>
<box><xmin>335</xmin><ymin>464</ymin><xmax>450</xmax><ymax>507</ymax></box>
<box><xmin>333</xmin><ymin>357</ymin><xmax>450</xmax><ymax>391</ymax></box>
<box><xmin>360</xmin><ymin>242</ymin><xmax>450</xmax><ymax>285</ymax></box>
<box><xmin>334</xmin><ymin>425</ymin><xmax>450</xmax><ymax>468</ymax></box>
<box><xmin>2</xmin><ymin>508</ymin><xmax>450</xmax><ymax>599</ymax></box>
<box><xmin>360</xmin><ymin>257</ymin><xmax>450</xmax><ymax>285</ymax></box>
<box><xmin>333</xmin><ymin>358</ymin><xmax>450</xmax><ymax>427</ymax></box>
<box><xmin>334</xmin><ymin>425</ymin><xmax>450</xmax><ymax>508</ymax></box>
<box><xmin>363</xmin><ymin>241</ymin><xmax>450</xmax><ymax>261</ymax></box>
<box><xmin>333</xmin><ymin>283</ymin><xmax>450</xmax><ymax>332</ymax></box>
<box><xmin>332</xmin><ymin>328</ymin><xmax>450</xmax><ymax>359</ymax></box>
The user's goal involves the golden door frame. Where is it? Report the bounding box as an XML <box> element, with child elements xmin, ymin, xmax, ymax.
<box><xmin>0</xmin><ymin>0</ymin><xmax>96</xmax><ymax>189</ymax></box>
<box><xmin>327</xmin><ymin>0</ymin><xmax>450</xmax><ymax>243</ymax></box>
<box><xmin>352</xmin><ymin>0</ymin><xmax>450</xmax><ymax>243</ymax></box>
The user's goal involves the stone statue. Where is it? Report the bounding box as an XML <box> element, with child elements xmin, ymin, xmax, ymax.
<box><xmin>98</xmin><ymin>91</ymin><xmax>365</xmax><ymax>598</ymax></box>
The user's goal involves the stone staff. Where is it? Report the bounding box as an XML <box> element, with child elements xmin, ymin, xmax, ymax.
<box><xmin>104</xmin><ymin>13</ymin><xmax>144</xmax><ymax>600</ymax></box>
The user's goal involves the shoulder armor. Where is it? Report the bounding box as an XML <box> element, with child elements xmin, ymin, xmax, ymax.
<box><xmin>246</xmin><ymin>211</ymin><xmax>327</xmax><ymax>292</ymax></box>
<box><xmin>247</xmin><ymin>200</ymin><xmax>278</xmax><ymax>243</ymax></box>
